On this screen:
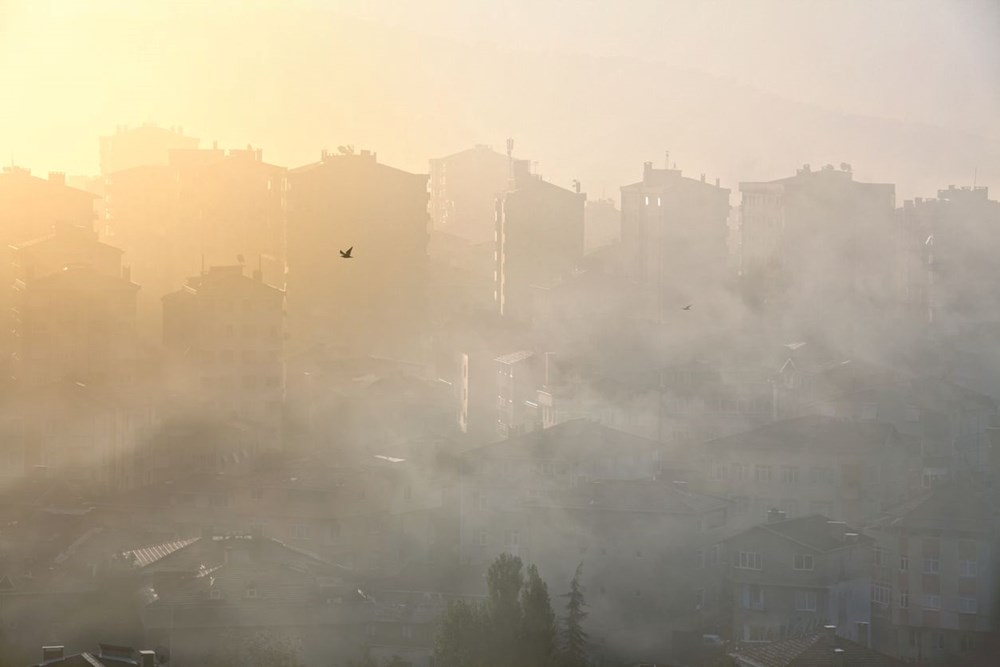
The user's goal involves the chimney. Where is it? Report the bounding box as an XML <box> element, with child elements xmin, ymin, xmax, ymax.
<box><xmin>122</xmin><ymin>265</ymin><xmax>131</xmax><ymax>282</ymax></box>
<box><xmin>138</xmin><ymin>650</ymin><xmax>156</xmax><ymax>667</ymax></box>
<box><xmin>700</xmin><ymin>173</ymin><xmax>706</xmax><ymax>183</ymax></box>
<box><xmin>856</xmin><ymin>621</ymin><xmax>870</xmax><ymax>647</ymax></box>
<box><xmin>48</xmin><ymin>172</ymin><xmax>66</xmax><ymax>187</ymax></box>
<box><xmin>643</xmin><ymin>161</ymin><xmax>653</xmax><ymax>181</ymax></box>
<box><xmin>823</xmin><ymin>625</ymin><xmax>837</xmax><ymax>642</ymax></box>
<box><xmin>767</xmin><ymin>508</ymin><xmax>786</xmax><ymax>523</ymax></box>
<box><xmin>252</xmin><ymin>268</ymin><xmax>263</xmax><ymax>282</ymax></box>
<box><xmin>42</xmin><ymin>646</ymin><xmax>64</xmax><ymax>663</ymax></box>
<box><xmin>715</xmin><ymin>177</ymin><xmax>720</xmax><ymax>187</ymax></box>
<box><xmin>833</xmin><ymin>648</ymin><xmax>846</xmax><ymax>667</ymax></box>
<box><xmin>827</xmin><ymin>520</ymin><xmax>847</xmax><ymax>541</ymax></box>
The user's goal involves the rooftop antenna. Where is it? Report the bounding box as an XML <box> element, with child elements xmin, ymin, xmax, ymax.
<box><xmin>973</xmin><ymin>167</ymin><xmax>978</xmax><ymax>189</ymax></box>
<box><xmin>664</xmin><ymin>150</ymin><xmax>669</xmax><ymax>169</ymax></box>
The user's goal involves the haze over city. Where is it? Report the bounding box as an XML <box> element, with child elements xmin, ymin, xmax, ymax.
<box><xmin>0</xmin><ymin>1</ymin><xmax>999</xmax><ymax>667</ymax></box>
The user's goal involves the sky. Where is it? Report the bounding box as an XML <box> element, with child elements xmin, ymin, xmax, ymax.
<box><xmin>1</xmin><ymin>0</ymin><xmax>997</xmax><ymax>192</ymax></box>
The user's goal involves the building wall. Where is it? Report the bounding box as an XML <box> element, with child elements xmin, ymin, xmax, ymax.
<box><xmin>286</xmin><ymin>151</ymin><xmax>429</xmax><ymax>356</ymax></box>
<box><xmin>496</xmin><ymin>176</ymin><xmax>584</xmax><ymax>321</ymax></box>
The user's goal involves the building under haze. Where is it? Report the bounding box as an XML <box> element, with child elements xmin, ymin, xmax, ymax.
<box><xmin>102</xmin><ymin>146</ymin><xmax>287</xmax><ymax>340</ymax></box>
<box><xmin>162</xmin><ymin>264</ymin><xmax>285</xmax><ymax>443</ymax></box>
<box><xmin>429</xmin><ymin>144</ymin><xmax>511</xmax><ymax>244</ymax></box>
<box><xmin>739</xmin><ymin>164</ymin><xmax>897</xmax><ymax>348</ymax></box>
<box><xmin>897</xmin><ymin>185</ymin><xmax>1000</xmax><ymax>331</ymax></box>
<box><xmin>620</xmin><ymin>161</ymin><xmax>730</xmax><ymax>312</ymax></box>
<box><xmin>10</xmin><ymin>227</ymin><xmax>138</xmax><ymax>388</ymax></box>
<box><xmin>495</xmin><ymin>160</ymin><xmax>585</xmax><ymax>321</ymax></box>
<box><xmin>98</xmin><ymin>123</ymin><xmax>199</xmax><ymax>175</ymax></box>
<box><xmin>286</xmin><ymin>149</ymin><xmax>429</xmax><ymax>356</ymax></box>
<box><xmin>867</xmin><ymin>482</ymin><xmax>997</xmax><ymax>664</ymax></box>
<box><xmin>720</xmin><ymin>512</ymin><xmax>873</xmax><ymax>644</ymax></box>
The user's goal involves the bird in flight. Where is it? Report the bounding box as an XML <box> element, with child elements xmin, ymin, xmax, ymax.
<box><xmin>340</xmin><ymin>246</ymin><xmax>353</xmax><ymax>259</ymax></box>
<box><xmin>682</xmin><ymin>304</ymin><xmax>692</xmax><ymax>311</ymax></box>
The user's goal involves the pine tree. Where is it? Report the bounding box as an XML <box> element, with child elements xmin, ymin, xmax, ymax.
<box><xmin>520</xmin><ymin>564</ymin><xmax>557</xmax><ymax>666</ymax></box>
<box><xmin>560</xmin><ymin>563</ymin><xmax>589</xmax><ymax>667</ymax></box>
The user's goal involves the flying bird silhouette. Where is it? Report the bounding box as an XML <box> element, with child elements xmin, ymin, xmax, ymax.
<box><xmin>340</xmin><ymin>247</ymin><xmax>353</xmax><ymax>259</ymax></box>
<box><xmin>682</xmin><ymin>304</ymin><xmax>692</xmax><ymax>311</ymax></box>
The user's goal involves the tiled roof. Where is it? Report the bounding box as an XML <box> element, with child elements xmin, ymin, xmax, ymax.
<box><xmin>732</xmin><ymin>631</ymin><xmax>904</xmax><ymax>666</ymax></box>
<box><xmin>126</xmin><ymin>538</ymin><xmax>200</xmax><ymax>568</ymax></box>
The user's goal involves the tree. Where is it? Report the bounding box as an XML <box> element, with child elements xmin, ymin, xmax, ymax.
<box><xmin>434</xmin><ymin>598</ymin><xmax>489</xmax><ymax>667</ymax></box>
<box><xmin>521</xmin><ymin>565</ymin><xmax>556</xmax><ymax>666</ymax></box>
<box><xmin>559</xmin><ymin>563</ymin><xmax>589</xmax><ymax>667</ymax></box>
<box><xmin>434</xmin><ymin>553</ymin><xmax>559</xmax><ymax>667</ymax></box>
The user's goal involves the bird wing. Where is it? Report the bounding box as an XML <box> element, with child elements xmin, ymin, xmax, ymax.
<box><xmin>346</xmin><ymin>246</ymin><xmax>353</xmax><ymax>255</ymax></box>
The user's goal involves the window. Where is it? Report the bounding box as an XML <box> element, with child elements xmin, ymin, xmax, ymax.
<box><xmin>873</xmin><ymin>583</ymin><xmax>891</xmax><ymax>606</ymax></box>
<box><xmin>366</xmin><ymin>624</ymin><xmax>376</xmax><ymax>638</ymax></box>
<box><xmin>900</xmin><ymin>555</ymin><xmax>908</xmax><ymax>572</ymax></box>
<box><xmin>958</xmin><ymin>597</ymin><xmax>978</xmax><ymax>614</ymax></box>
<box><xmin>245</xmin><ymin>587</ymin><xmax>258</xmax><ymax>599</ymax></box>
<box><xmin>732</xmin><ymin>463</ymin><xmax>749</xmax><ymax>481</ymax></box>
<box><xmin>860</xmin><ymin>403</ymin><xmax>878</xmax><ymax>421</ymax></box>
<box><xmin>644</xmin><ymin>196</ymin><xmax>650</xmax><ymax>206</ymax></box>
<box><xmin>923</xmin><ymin>558</ymin><xmax>940</xmax><ymax>574</ymax></box>
<box><xmin>921</xmin><ymin>594</ymin><xmax>941</xmax><ymax>610</ymax></box>
<box><xmin>873</xmin><ymin>546</ymin><xmax>884</xmax><ymax>567</ymax></box>
<box><xmin>960</xmin><ymin>635</ymin><xmax>976</xmax><ymax>653</ymax></box>
<box><xmin>780</xmin><ymin>466</ymin><xmax>799</xmax><ymax>483</ymax></box>
<box><xmin>899</xmin><ymin>591</ymin><xmax>909</xmax><ymax>608</ymax></box>
<box><xmin>402</xmin><ymin>625</ymin><xmax>413</xmax><ymax>640</ymax></box>
<box><xmin>736</xmin><ymin>551</ymin><xmax>763</xmax><ymax>570</ymax></box>
<box><xmin>793</xmin><ymin>553</ymin><xmax>814</xmax><ymax>571</ymax></box>
<box><xmin>795</xmin><ymin>590</ymin><xmax>818</xmax><ymax>612</ymax></box>
<box><xmin>707</xmin><ymin>544</ymin><xmax>721</xmax><ymax>566</ymax></box>
<box><xmin>741</xmin><ymin>584</ymin><xmax>764</xmax><ymax>610</ymax></box>
<box><xmin>714</xmin><ymin>464</ymin><xmax>728</xmax><ymax>481</ymax></box>
<box><xmin>209</xmin><ymin>589</ymin><xmax>222</xmax><ymax>600</ymax></box>
<box><xmin>478</xmin><ymin>530</ymin><xmax>488</xmax><ymax>546</ymax></box>
<box><xmin>503</xmin><ymin>530</ymin><xmax>520</xmax><ymax>547</ymax></box>
<box><xmin>959</xmin><ymin>559</ymin><xmax>977</xmax><ymax>577</ymax></box>
<box><xmin>288</xmin><ymin>524</ymin><xmax>308</xmax><ymax>540</ymax></box>
<box><xmin>931</xmin><ymin>634</ymin><xmax>945</xmax><ymax>651</ymax></box>
<box><xmin>754</xmin><ymin>465</ymin><xmax>772</xmax><ymax>482</ymax></box>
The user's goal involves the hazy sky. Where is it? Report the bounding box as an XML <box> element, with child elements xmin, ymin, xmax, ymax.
<box><xmin>1</xmin><ymin>0</ymin><xmax>997</xmax><ymax>180</ymax></box>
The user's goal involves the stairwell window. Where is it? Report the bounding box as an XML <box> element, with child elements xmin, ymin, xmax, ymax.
<box><xmin>922</xmin><ymin>594</ymin><xmax>941</xmax><ymax>610</ymax></box>
<box><xmin>793</xmin><ymin>553</ymin><xmax>814</xmax><ymax>571</ymax></box>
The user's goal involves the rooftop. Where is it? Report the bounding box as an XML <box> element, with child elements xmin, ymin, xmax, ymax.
<box><xmin>729</xmin><ymin>514</ymin><xmax>872</xmax><ymax>553</ymax></box>
<box><xmin>703</xmin><ymin>415</ymin><xmax>898</xmax><ymax>453</ymax></box>
<box><xmin>731</xmin><ymin>628</ymin><xmax>903</xmax><ymax>667</ymax></box>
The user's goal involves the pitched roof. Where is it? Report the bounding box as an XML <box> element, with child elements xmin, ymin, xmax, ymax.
<box><xmin>703</xmin><ymin>415</ymin><xmax>896</xmax><ymax>452</ymax></box>
<box><xmin>868</xmin><ymin>481</ymin><xmax>994</xmax><ymax>534</ymax></box>
<box><xmin>537</xmin><ymin>478</ymin><xmax>729</xmax><ymax>515</ymax></box>
<box><xmin>464</xmin><ymin>418</ymin><xmax>661</xmax><ymax>459</ymax></box>
<box><xmin>730</xmin><ymin>514</ymin><xmax>872</xmax><ymax>552</ymax></box>
<box><xmin>732</xmin><ymin>630</ymin><xmax>904</xmax><ymax>667</ymax></box>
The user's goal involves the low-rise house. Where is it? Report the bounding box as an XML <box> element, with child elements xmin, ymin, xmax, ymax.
<box><xmin>721</xmin><ymin>513</ymin><xmax>873</xmax><ymax>644</ymax></box>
